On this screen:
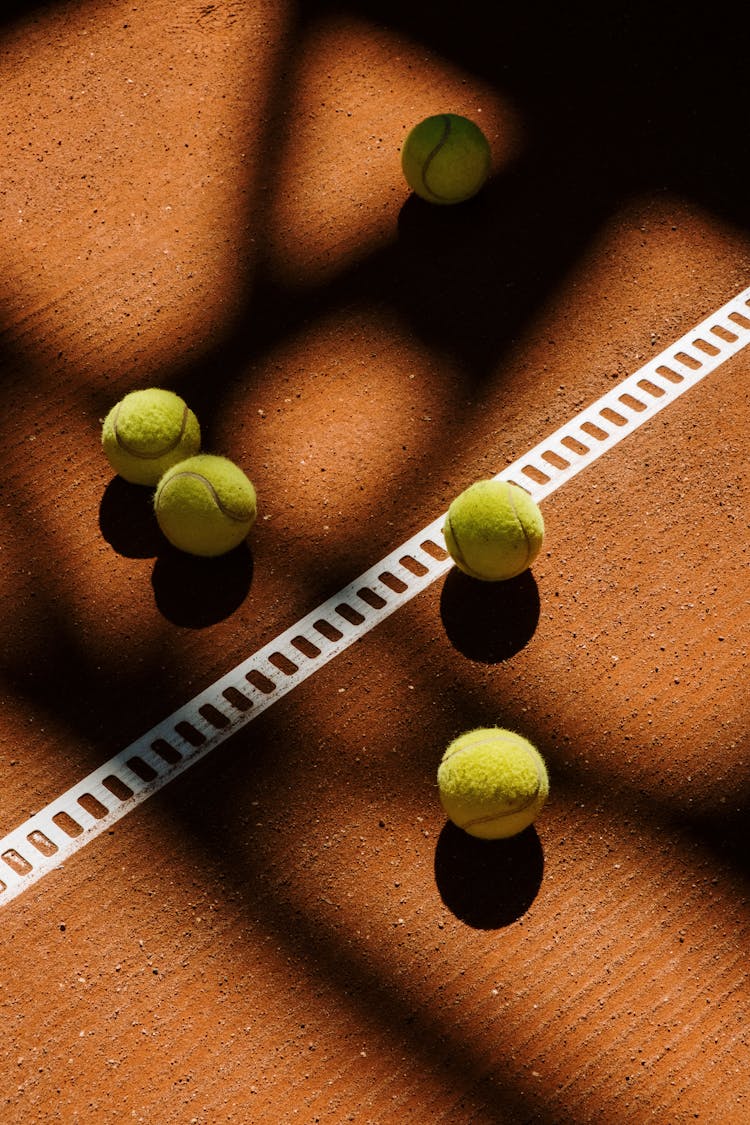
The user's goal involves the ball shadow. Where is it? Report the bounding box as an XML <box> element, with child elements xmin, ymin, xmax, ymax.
<box><xmin>398</xmin><ymin>185</ymin><xmax>494</xmax><ymax>233</ymax></box>
<box><xmin>395</xmin><ymin>190</ymin><xmax>502</xmax><ymax>374</ymax></box>
<box><xmin>434</xmin><ymin>821</ymin><xmax>544</xmax><ymax>929</ymax></box>
<box><xmin>151</xmin><ymin>543</ymin><xmax>254</xmax><ymax>628</ymax></box>
<box><xmin>98</xmin><ymin>476</ymin><xmax>163</xmax><ymax>558</ymax></box>
<box><xmin>440</xmin><ymin>567</ymin><xmax>540</xmax><ymax>663</ymax></box>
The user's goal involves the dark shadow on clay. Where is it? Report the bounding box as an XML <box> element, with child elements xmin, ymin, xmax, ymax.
<box><xmin>434</xmin><ymin>821</ymin><xmax>544</xmax><ymax>929</ymax></box>
<box><xmin>151</xmin><ymin>543</ymin><xmax>254</xmax><ymax>628</ymax></box>
<box><xmin>98</xmin><ymin>476</ymin><xmax>164</xmax><ymax>559</ymax></box>
<box><xmin>440</xmin><ymin>568</ymin><xmax>540</xmax><ymax>663</ymax></box>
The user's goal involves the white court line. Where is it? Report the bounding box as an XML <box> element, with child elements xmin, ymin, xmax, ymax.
<box><xmin>2</xmin><ymin>287</ymin><xmax>749</xmax><ymax>908</ymax></box>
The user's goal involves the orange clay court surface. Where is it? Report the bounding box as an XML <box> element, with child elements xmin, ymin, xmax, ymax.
<box><xmin>1</xmin><ymin>3</ymin><xmax>749</xmax><ymax>1123</ymax></box>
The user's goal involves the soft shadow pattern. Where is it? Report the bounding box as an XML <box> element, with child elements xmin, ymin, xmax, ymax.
<box><xmin>99</xmin><ymin>476</ymin><xmax>164</xmax><ymax>559</ymax></box>
<box><xmin>151</xmin><ymin>544</ymin><xmax>254</xmax><ymax>628</ymax></box>
<box><xmin>440</xmin><ymin>568</ymin><xmax>540</xmax><ymax>663</ymax></box>
<box><xmin>434</xmin><ymin>821</ymin><xmax>544</xmax><ymax>929</ymax></box>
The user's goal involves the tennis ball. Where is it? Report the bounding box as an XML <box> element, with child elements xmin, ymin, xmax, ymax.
<box><xmin>443</xmin><ymin>479</ymin><xmax>544</xmax><ymax>582</ymax></box>
<box><xmin>154</xmin><ymin>454</ymin><xmax>257</xmax><ymax>557</ymax></box>
<box><xmin>438</xmin><ymin>727</ymin><xmax>549</xmax><ymax>839</ymax></box>
<box><xmin>102</xmin><ymin>387</ymin><xmax>201</xmax><ymax>486</ymax></box>
<box><xmin>401</xmin><ymin>113</ymin><xmax>491</xmax><ymax>204</ymax></box>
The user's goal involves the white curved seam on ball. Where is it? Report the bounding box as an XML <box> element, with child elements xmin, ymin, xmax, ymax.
<box><xmin>157</xmin><ymin>471</ymin><xmax>252</xmax><ymax>523</ymax></box>
<box><xmin>444</xmin><ymin>510</ymin><xmax>485</xmax><ymax>581</ymax></box>
<box><xmin>441</xmin><ymin>729</ymin><xmax>527</xmax><ymax>762</ymax></box>
<box><xmin>461</xmin><ymin>789</ymin><xmax>541</xmax><ymax>830</ymax></box>
<box><xmin>421</xmin><ymin>113</ymin><xmax>453</xmax><ymax>202</ymax></box>
<box><xmin>505</xmin><ymin>480</ymin><xmax>533</xmax><ymax>575</ymax></box>
<box><xmin>114</xmin><ymin>401</ymin><xmax>189</xmax><ymax>458</ymax></box>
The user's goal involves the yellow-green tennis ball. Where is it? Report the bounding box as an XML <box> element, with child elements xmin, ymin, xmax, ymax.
<box><xmin>438</xmin><ymin>728</ymin><xmax>549</xmax><ymax>840</ymax></box>
<box><xmin>154</xmin><ymin>454</ymin><xmax>257</xmax><ymax>557</ymax></box>
<box><xmin>401</xmin><ymin>113</ymin><xmax>491</xmax><ymax>204</ymax></box>
<box><xmin>101</xmin><ymin>387</ymin><xmax>201</xmax><ymax>486</ymax></box>
<box><xmin>443</xmin><ymin>479</ymin><xmax>544</xmax><ymax>582</ymax></box>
